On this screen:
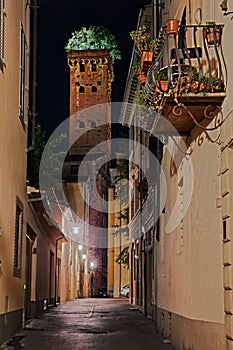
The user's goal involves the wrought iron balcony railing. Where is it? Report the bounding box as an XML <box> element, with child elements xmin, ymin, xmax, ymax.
<box><xmin>145</xmin><ymin>23</ymin><xmax>226</xmax><ymax>135</ymax></box>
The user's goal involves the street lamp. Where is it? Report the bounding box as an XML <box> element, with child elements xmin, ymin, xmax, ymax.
<box><xmin>73</xmin><ymin>226</ymin><xmax>79</xmax><ymax>234</ymax></box>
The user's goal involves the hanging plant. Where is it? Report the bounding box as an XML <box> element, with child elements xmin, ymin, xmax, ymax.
<box><xmin>65</xmin><ymin>26</ymin><xmax>121</xmax><ymax>64</ymax></box>
<box><xmin>130</xmin><ymin>25</ymin><xmax>157</xmax><ymax>55</ymax></box>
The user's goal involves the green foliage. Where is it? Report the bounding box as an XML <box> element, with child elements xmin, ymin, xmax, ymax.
<box><xmin>132</xmin><ymin>61</ymin><xmax>140</xmax><ymax>76</ymax></box>
<box><xmin>206</xmin><ymin>21</ymin><xmax>216</xmax><ymax>25</ymax></box>
<box><xmin>157</xmin><ymin>68</ymin><xmax>168</xmax><ymax>81</ymax></box>
<box><xmin>40</xmin><ymin>133</ymin><xmax>67</xmax><ymax>189</ymax></box>
<box><xmin>133</xmin><ymin>85</ymin><xmax>155</xmax><ymax>110</ymax></box>
<box><xmin>65</xmin><ymin>26</ymin><xmax>121</xmax><ymax>63</ymax></box>
<box><xmin>115</xmin><ymin>246</ymin><xmax>129</xmax><ymax>269</ymax></box>
<box><xmin>113</xmin><ymin>159</ymin><xmax>130</xmax><ymax>268</ymax></box>
<box><xmin>27</xmin><ymin>124</ymin><xmax>67</xmax><ymax>192</ymax></box>
<box><xmin>113</xmin><ymin>159</ymin><xmax>129</xmax><ymax>184</ymax></box>
<box><xmin>130</xmin><ymin>25</ymin><xmax>157</xmax><ymax>54</ymax></box>
<box><xmin>27</xmin><ymin>124</ymin><xmax>46</xmax><ymax>188</ymax></box>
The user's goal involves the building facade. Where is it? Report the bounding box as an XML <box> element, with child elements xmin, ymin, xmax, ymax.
<box><xmin>0</xmin><ymin>1</ymin><xmax>31</xmax><ymax>344</ymax></box>
<box><xmin>122</xmin><ymin>0</ymin><xmax>233</xmax><ymax>348</ymax></box>
<box><xmin>0</xmin><ymin>2</ymin><xmax>70</xmax><ymax>345</ymax></box>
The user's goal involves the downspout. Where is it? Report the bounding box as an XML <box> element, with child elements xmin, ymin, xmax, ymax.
<box><xmin>27</xmin><ymin>0</ymin><xmax>38</xmax><ymax>152</ymax></box>
<box><xmin>156</xmin><ymin>0</ymin><xmax>161</xmax><ymax>37</ymax></box>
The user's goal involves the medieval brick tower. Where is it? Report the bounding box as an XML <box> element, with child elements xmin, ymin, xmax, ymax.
<box><xmin>65</xmin><ymin>49</ymin><xmax>114</xmax><ymax>297</ymax></box>
<box><xmin>68</xmin><ymin>49</ymin><xmax>113</xmax><ymax>156</ymax></box>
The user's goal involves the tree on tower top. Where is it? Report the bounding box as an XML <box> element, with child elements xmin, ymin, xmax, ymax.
<box><xmin>65</xmin><ymin>26</ymin><xmax>121</xmax><ymax>64</ymax></box>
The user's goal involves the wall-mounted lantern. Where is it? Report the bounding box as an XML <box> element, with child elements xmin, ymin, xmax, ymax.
<box><xmin>220</xmin><ymin>0</ymin><xmax>233</xmax><ymax>16</ymax></box>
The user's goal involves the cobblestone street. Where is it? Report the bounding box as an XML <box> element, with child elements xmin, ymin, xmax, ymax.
<box><xmin>1</xmin><ymin>299</ymin><xmax>174</xmax><ymax>350</ymax></box>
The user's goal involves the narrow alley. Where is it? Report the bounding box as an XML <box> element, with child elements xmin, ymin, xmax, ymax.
<box><xmin>0</xmin><ymin>299</ymin><xmax>173</xmax><ymax>350</ymax></box>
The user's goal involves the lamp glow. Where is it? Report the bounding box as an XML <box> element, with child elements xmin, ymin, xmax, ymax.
<box><xmin>73</xmin><ymin>226</ymin><xmax>79</xmax><ymax>234</ymax></box>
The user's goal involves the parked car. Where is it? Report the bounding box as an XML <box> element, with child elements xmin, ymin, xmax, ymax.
<box><xmin>121</xmin><ymin>284</ymin><xmax>129</xmax><ymax>298</ymax></box>
<box><xmin>95</xmin><ymin>288</ymin><xmax>107</xmax><ymax>298</ymax></box>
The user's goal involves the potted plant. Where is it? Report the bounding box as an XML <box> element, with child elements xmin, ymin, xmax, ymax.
<box><xmin>132</xmin><ymin>61</ymin><xmax>146</xmax><ymax>83</ymax></box>
<box><xmin>204</xmin><ymin>22</ymin><xmax>223</xmax><ymax>46</ymax></box>
<box><xmin>156</xmin><ymin>67</ymin><xmax>169</xmax><ymax>92</ymax></box>
<box><xmin>130</xmin><ymin>25</ymin><xmax>157</xmax><ymax>55</ymax></box>
<box><xmin>211</xmin><ymin>76</ymin><xmax>225</xmax><ymax>92</ymax></box>
<box><xmin>137</xmin><ymin>69</ymin><xmax>147</xmax><ymax>84</ymax></box>
<box><xmin>65</xmin><ymin>26</ymin><xmax>121</xmax><ymax>63</ymax></box>
<box><xmin>138</xmin><ymin>177</ymin><xmax>148</xmax><ymax>198</ymax></box>
<box><xmin>166</xmin><ymin>19</ymin><xmax>179</xmax><ymax>35</ymax></box>
<box><xmin>130</xmin><ymin>26</ymin><xmax>157</xmax><ymax>75</ymax></box>
<box><xmin>133</xmin><ymin>86</ymin><xmax>156</xmax><ymax>111</ymax></box>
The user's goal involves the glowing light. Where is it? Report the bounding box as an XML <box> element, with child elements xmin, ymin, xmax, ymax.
<box><xmin>73</xmin><ymin>226</ymin><xmax>79</xmax><ymax>234</ymax></box>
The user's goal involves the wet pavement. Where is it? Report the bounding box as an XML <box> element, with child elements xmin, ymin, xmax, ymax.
<box><xmin>1</xmin><ymin>298</ymin><xmax>174</xmax><ymax>350</ymax></box>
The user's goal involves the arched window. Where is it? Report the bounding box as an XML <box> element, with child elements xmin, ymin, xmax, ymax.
<box><xmin>79</xmin><ymin>86</ymin><xmax>85</xmax><ymax>93</ymax></box>
<box><xmin>91</xmin><ymin>60</ymin><xmax>97</xmax><ymax>72</ymax></box>
<box><xmin>91</xmin><ymin>86</ymin><xmax>97</xmax><ymax>93</ymax></box>
<box><xmin>80</xmin><ymin>62</ymin><xmax>85</xmax><ymax>72</ymax></box>
<box><xmin>79</xmin><ymin>121</ymin><xmax>85</xmax><ymax>128</ymax></box>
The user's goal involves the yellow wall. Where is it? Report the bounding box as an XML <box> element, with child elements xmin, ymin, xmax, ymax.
<box><xmin>155</xmin><ymin>0</ymin><xmax>231</xmax><ymax>348</ymax></box>
<box><xmin>108</xmin><ymin>187</ymin><xmax>129</xmax><ymax>297</ymax></box>
<box><xmin>0</xmin><ymin>0</ymin><xmax>30</xmax><ymax>315</ymax></box>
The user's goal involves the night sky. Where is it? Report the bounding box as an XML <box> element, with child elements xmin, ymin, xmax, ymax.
<box><xmin>37</xmin><ymin>0</ymin><xmax>150</xmax><ymax>137</ymax></box>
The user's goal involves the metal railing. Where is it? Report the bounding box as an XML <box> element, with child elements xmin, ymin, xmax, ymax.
<box><xmin>145</xmin><ymin>24</ymin><xmax>227</xmax><ymax>99</ymax></box>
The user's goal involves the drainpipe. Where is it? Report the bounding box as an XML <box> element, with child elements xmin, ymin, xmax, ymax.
<box><xmin>27</xmin><ymin>0</ymin><xmax>38</xmax><ymax>152</ymax></box>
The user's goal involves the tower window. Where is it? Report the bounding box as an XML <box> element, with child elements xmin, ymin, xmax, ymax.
<box><xmin>91</xmin><ymin>60</ymin><xmax>97</xmax><ymax>71</ymax></box>
<box><xmin>70</xmin><ymin>165</ymin><xmax>78</xmax><ymax>175</ymax></box>
<box><xmin>80</xmin><ymin>62</ymin><xmax>85</xmax><ymax>72</ymax></box>
<box><xmin>79</xmin><ymin>121</ymin><xmax>85</xmax><ymax>128</ymax></box>
<box><xmin>79</xmin><ymin>86</ymin><xmax>85</xmax><ymax>93</ymax></box>
<box><xmin>97</xmin><ymin>81</ymin><xmax>101</xmax><ymax>86</ymax></box>
<box><xmin>91</xmin><ymin>86</ymin><xmax>97</xmax><ymax>93</ymax></box>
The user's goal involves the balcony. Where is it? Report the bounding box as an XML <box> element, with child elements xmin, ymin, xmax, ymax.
<box><xmin>145</xmin><ymin>23</ymin><xmax>226</xmax><ymax>135</ymax></box>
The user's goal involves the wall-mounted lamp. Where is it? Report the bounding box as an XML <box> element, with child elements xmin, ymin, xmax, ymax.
<box><xmin>220</xmin><ymin>0</ymin><xmax>228</xmax><ymax>11</ymax></box>
<box><xmin>220</xmin><ymin>0</ymin><xmax>233</xmax><ymax>16</ymax></box>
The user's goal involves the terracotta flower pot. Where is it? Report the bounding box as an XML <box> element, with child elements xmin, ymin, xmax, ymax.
<box><xmin>140</xmin><ymin>51</ymin><xmax>153</xmax><ymax>73</ymax></box>
<box><xmin>166</xmin><ymin>19</ymin><xmax>179</xmax><ymax>35</ymax></box>
<box><xmin>204</xmin><ymin>25</ymin><xmax>222</xmax><ymax>46</ymax></box>
<box><xmin>137</xmin><ymin>68</ymin><xmax>147</xmax><ymax>84</ymax></box>
<box><xmin>157</xmin><ymin>80</ymin><xmax>169</xmax><ymax>92</ymax></box>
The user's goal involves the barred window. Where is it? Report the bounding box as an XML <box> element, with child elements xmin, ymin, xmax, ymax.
<box><xmin>13</xmin><ymin>197</ymin><xmax>23</xmax><ymax>278</ymax></box>
<box><xmin>19</xmin><ymin>23</ymin><xmax>27</xmax><ymax>124</ymax></box>
<box><xmin>0</xmin><ymin>0</ymin><xmax>4</xmax><ymax>71</ymax></box>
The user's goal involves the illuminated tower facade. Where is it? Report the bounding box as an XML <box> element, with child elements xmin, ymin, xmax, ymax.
<box><xmin>65</xmin><ymin>49</ymin><xmax>114</xmax><ymax>297</ymax></box>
